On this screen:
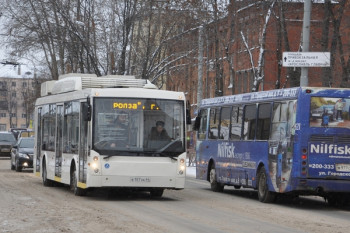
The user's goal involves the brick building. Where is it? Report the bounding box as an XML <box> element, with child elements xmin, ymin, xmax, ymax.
<box><xmin>166</xmin><ymin>1</ymin><xmax>350</xmax><ymax>115</ymax></box>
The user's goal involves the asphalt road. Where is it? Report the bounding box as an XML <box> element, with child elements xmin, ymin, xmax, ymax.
<box><xmin>1</xmin><ymin>158</ymin><xmax>350</xmax><ymax>233</ymax></box>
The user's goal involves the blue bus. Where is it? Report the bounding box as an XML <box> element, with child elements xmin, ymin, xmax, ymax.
<box><xmin>194</xmin><ymin>87</ymin><xmax>350</xmax><ymax>205</ymax></box>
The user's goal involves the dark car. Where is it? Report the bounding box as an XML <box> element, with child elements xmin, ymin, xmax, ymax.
<box><xmin>0</xmin><ymin>132</ymin><xmax>17</xmax><ymax>157</ymax></box>
<box><xmin>10</xmin><ymin>137</ymin><xmax>34</xmax><ymax>172</ymax></box>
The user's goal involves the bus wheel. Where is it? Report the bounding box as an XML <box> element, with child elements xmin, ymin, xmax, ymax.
<box><xmin>70</xmin><ymin>167</ymin><xmax>86</xmax><ymax>196</ymax></box>
<box><xmin>327</xmin><ymin>193</ymin><xmax>350</xmax><ymax>207</ymax></box>
<box><xmin>42</xmin><ymin>159</ymin><xmax>53</xmax><ymax>187</ymax></box>
<box><xmin>234</xmin><ymin>185</ymin><xmax>241</xmax><ymax>189</ymax></box>
<box><xmin>150</xmin><ymin>189</ymin><xmax>164</xmax><ymax>198</ymax></box>
<box><xmin>257</xmin><ymin>166</ymin><xmax>275</xmax><ymax>203</ymax></box>
<box><xmin>209</xmin><ymin>164</ymin><xmax>224</xmax><ymax>192</ymax></box>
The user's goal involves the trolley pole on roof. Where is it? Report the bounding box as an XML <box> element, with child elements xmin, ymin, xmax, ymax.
<box><xmin>197</xmin><ymin>25</ymin><xmax>204</xmax><ymax>109</ymax></box>
<box><xmin>300</xmin><ymin>0</ymin><xmax>312</xmax><ymax>87</ymax></box>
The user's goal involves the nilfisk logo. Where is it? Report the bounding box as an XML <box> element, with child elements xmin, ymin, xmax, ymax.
<box><xmin>217</xmin><ymin>142</ymin><xmax>235</xmax><ymax>158</ymax></box>
<box><xmin>310</xmin><ymin>143</ymin><xmax>350</xmax><ymax>155</ymax></box>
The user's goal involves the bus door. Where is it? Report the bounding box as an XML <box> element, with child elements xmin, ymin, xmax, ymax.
<box><xmin>55</xmin><ymin>105</ymin><xmax>63</xmax><ymax>178</ymax></box>
<box><xmin>196</xmin><ymin>108</ymin><xmax>209</xmax><ymax>179</ymax></box>
<box><xmin>35</xmin><ymin>107</ymin><xmax>42</xmax><ymax>174</ymax></box>
<box><xmin>269</xmin><ymin>101</ymin><xmax>296</xmax><ymax>192</ymax></box>
<box><xmin>78</xmin><ymin>102</ymin><xmax>89</xmax><ymax>184</ymax></box>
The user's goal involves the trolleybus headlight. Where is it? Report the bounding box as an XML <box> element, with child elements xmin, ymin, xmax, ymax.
<box><xmin>91</xmin><ymin>162</ymin><xmax>98</xmax><ymax>169</ymax></box>
<box><xmin>93</xmin><ymin>156</ymin><xmax>99</xmax><ymax>161</ymax></box>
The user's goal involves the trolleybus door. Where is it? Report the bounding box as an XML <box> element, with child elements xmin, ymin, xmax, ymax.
<box><xmin>78</xmin><ymin>102</ymin><xmax>89</xmax><ymax>183</ymax></box>
<box><xmin>55</xmin><ymin>105</ymin><xmax>63</xmax><ymax>178</ymax></box>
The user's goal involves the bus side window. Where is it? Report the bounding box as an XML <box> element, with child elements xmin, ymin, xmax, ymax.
<box><xmin>256</xmin><ymin>103</ymin><xmax>271</xmax><ymax>140</ymax></box>
<box><xmin>198</xmin><ymin>109</ymin><xmax>208</xmax><ymax>140</ymax></box>
<box><xmin>230</xmin><ymin>106</ymin><xmax>242</xmax><ymax>140</ymax></box>
<box><xmin>270</xmin><ymin>102</ymin><xmax>288</xmax><ymax>141</ymax></box>
<box><xmin>209</xmin><ymin>108</ymin><xmax>219</xmax><ymax>139</ymax></box>
<box><xmin>220</xmin><ymin>107</ymin><xmax>231</xmax><ymax>140</ymax></box>
<box><xmin>243</xmin><ymin>105</ymin><xmax>257</xmax><ymax>140</ymax></box>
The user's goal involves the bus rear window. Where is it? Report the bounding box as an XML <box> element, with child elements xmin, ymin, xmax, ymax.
<box><xmin>310</xmin><ymin>97</ymin><xmax>350</xmax><ymax>128</ymax></box>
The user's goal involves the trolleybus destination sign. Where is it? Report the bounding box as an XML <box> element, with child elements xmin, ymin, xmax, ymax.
<box><xmin>282</xmin><ymin>52</ymin><xmax>330</xmax><ymax>67</ymax></box>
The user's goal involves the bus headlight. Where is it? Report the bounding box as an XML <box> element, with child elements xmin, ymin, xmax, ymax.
<box><xmin>178</xmin><ymin>158</ymin><xmax>186</xmax><ymax>175</ymax></box>
<box><xmin>91</xmin><ymin>162</ymin><xmax>98</xmax><ymax>169</ymax></box>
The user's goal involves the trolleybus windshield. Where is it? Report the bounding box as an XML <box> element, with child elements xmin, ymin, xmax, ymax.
<box><xmin>92</xmin><ymin>97</ymin><xmax>185</xmax><ymax>157</ymax></box>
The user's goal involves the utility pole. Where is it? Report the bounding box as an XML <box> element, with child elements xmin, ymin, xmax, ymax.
<box><xmin>300</xmin><ymin>0</ymin><xmax>312</xmax><ymax>87</ymax></box>
<box><xmin>197</xmin><ymin>25</ymin><xmax>204</xmax><ymax>108</ymax></box>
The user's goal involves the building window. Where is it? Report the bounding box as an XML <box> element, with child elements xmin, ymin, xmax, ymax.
<box><xmin>22</xmin><ymin>114</ymin><xmax>27</xmax><ymax>118</ymax></box>
<box><xmin>10</xmin><ymin>113</ymin><xmax>16</xmax><ymax>117</ymax></box>
<box><xmin>0</xmin><ymin>113</ymin><xmax>6</xmax><ymax>117</ymax></box>
<box><xmin>12</xmin><ymin>92</ymin><xmax>16</xmax><ymax>97</ymax></box>
<box><xmin>12</xmin><ymin>82</ymin><xmax>16</xmax><ymax>87</ymax></box>
<box><xmin>0</xmin><ymin>124</ymin><xmax>6</xmax><ymax>131</ymax></box>
<box><xmin>23</xmin><ymin>82</ymin><xmax>27</xmax><ymax>87</ymax></box>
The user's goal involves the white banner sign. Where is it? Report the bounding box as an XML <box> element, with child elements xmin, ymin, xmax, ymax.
<box><xmin>282</xmin><ymin>52</ymin><xmax>330</xmax><ymax>67</ymax></box>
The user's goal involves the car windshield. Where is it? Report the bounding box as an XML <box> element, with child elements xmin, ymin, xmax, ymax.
<box><xmin>19</xmin><ymin>138</ymin><xmax>34</xmax><ymax>148</ymax></box>
<box><xmin>92</xmin><ymin>97</ymin><xmax>185</xmax><ymax>157</ymax></box>
<box><xmin>310</xmin><ymin>97</ymin><xmax>350</xmax><ymax>128</ymax></box>
<box><xmin>0</xmin><ymin>133</ymin><xmax>16</xmax><ymax>143</ymax></box>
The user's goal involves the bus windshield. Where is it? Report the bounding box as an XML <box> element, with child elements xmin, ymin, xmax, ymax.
<box><xmin>92</xmin><ymin>97</ymin><xmax>185</xmax><ymax>157</ymax></box>
<box><xmin>310</xmin><ymin>97</ymin><xmax>350</xmax><ymax>129</ymax></box>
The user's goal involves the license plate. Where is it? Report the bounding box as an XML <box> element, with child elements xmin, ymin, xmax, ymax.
<box><xmin>335</xmin><ymin>164</ymin><xmax>350</xmax><ymax>172</ymax></box>
<box><xmin>130</xmin><ymin>177</ymin><xmax>151</xmax><ymax>183</ymax></box>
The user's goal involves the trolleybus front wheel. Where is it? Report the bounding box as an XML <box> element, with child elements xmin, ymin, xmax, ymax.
<box><xmin>70</xmin><ymin>166</ymin><xmax>87</xmax><ymax>196</ymax></box>
<box><xmin>42</xmin><ymin>158</ymin><xmax>53</xmax><ymax>187</ymax></box>
<box><xmin>150</xmin><ymin>188</ymin><xmax>164</xmax><ymax>198</ymax></box>
<box><xmin>209</xmin><ymin>164</ymin><xmax>224</xmax><ymax>192</ymax></box>
<box><xmin>257</xmin><ymin>166</ymin><xmax>276</xmax><ymax>203</ymax></box>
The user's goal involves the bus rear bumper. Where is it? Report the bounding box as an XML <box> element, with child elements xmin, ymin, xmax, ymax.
<box><xmin>294</xmin><ymin>178</ymin><xmax>350</xmax><ymax>194</ymax></box>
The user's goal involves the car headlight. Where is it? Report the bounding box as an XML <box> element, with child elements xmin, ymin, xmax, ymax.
<box><xmin>18</xmin><ymin>153</ymin><xmax>30</xmax><ymax>159</ymax></box>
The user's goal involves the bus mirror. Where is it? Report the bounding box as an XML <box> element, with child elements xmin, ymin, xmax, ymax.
<box><xmin>193</xmin><ymin>116</ymin><xmax>201</xmax><ymax>131</ymax></box>
<box><xmin>82</xmin><ymin>102</ymin><xmax>91</xmax><ymax>121</ymax></box>
<box><xmin>186</xmin><ymin>109</ymin><xmax>192</xmax><ymax>125</ymax></box>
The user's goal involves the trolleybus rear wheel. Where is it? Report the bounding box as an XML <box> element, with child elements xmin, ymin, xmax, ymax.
<box><xmin>257</xmin><ymin>166</ymin><xmax>276</xmax><ymax>203</ymax></box>
<box><xmin>209</xmin><ymin>164</ymin><xmax>224</xmax><ymax>192</ymax></box>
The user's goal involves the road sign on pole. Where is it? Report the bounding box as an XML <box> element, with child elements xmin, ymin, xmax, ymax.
<box><xmin>282</xmin><ymin>52</ymin><xmax>330</xmax><ymax>67</ymax></box>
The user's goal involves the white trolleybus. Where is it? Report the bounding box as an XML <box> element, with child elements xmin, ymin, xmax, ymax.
<box><xmin>34</xmin><ymin>73</ymin><xmax>188</xmax><ymax>197</ymax></box>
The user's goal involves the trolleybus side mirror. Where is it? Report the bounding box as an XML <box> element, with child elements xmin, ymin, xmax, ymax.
<box><xmin>186</xmin><ymin>109</ymin><xmax>192</xmax><ymax>125</ymax></box>
<box><xmin>82</xmin><ymin>102</ymin><xmax>91</xmax><ymax>121</ymax></box>
<box><xmin>193</xmin><ymin>116</ymin><xmax>201</xmax><ymax>131</ymax></box>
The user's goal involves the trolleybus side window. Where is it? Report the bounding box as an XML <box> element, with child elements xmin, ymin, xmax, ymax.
<box><xmin>230</xmin><ymin>106</ymin><xmax>243</xmax><ymax>140</ymax></box>
<box><xmin>42</xmin><ymin>104</ymin><xmax>56</xmax><ymax>151</ymax></box>
<box><xmin>63</xmin><ymin>101</ymin><xmax>80</xmax><ymax>153</ymax></box>
<box><xmin>209</xmin><ymin>108</ymin><xmax>219</xmax><ymax>139</ymax></box>
<box><xmin>243</xmin><ymin>104</ymin><xmax>257</xmax><ymax>140</ymax></box>
<box><xmin>198</xmin><ymin>109</ymin><xmax>208</xmax><ymax>140</ymax></box>
<box><xmin>219</xmin><ymin>107</ymin><xmax>231</xmax><ymax>140</ymax></box>
<box><xmin>256</xmin><ymin>103</ymin><xmax>272</xmax><ymax>140</ymax></box>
